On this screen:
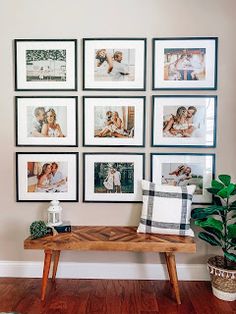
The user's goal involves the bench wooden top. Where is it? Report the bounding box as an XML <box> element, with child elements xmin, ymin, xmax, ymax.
<box><xmin>24</xmin><ymin>226</ymin><xmax>196</xmax><ymax>253</ymax></box>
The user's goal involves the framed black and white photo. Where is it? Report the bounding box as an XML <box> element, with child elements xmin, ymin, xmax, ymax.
<box><xmin>83</xmin><ymin>153</ymin><xmax>145</xmax><ymax>202</ymax></box>
<box><xmin>83</xmin><ymin>96</ymin><xmax>145</xmax><ymax>147</ymax></box>
<box><xmin>16</xmin><ymin>96</ymin><xmax>78</xmax><ymax>147</ymax></box>
<box><xmin>151</xmin><ymin>153</ymin><xmax>215</xmax><ymax>204</ymax></box>
<box><xmin>153</xmin><ymin>37</ymin><xmax>218</xmax><ymax>90</ymax></box>
<box><xmin>83</xmin><ymin>38</ymin><xmax>146</xmax><ymax>90</ymax></box>
<box><xmin>15</xmin><ymin>39</ymin><xmax>77</xmax><ymax>91</ymax></box>
<box><xmin>16</xmin><ymin>152</ymin><xmax>78</xmax><ymax>202</ymax></box>
<box><xmin>152</xmin><ymin>95</ymin><xmax>217</xmax><ymax>147</ymax></box>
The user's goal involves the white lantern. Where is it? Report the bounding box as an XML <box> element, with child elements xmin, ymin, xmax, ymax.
<box><xmin>47</xmin><ymin>200</ymin><xmax>62</xmax><ymax>227</ymax></box>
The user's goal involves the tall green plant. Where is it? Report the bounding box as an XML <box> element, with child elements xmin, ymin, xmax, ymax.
<box><xmin>191</xmin><ymin>174</ymin><xmax>236</xmax><ymax>268</ymax></box>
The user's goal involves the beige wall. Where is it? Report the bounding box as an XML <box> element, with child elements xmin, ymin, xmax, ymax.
<box><xmin>0</xmin><ymin>0</ymin><xmax>236</xmax><ymax>266</ymax></box>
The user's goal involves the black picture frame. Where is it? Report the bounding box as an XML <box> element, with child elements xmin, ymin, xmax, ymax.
<box><xmin>14</xmin><ymin>39</ymin><xmax>77</xmax><ymax>91</ymax></box>
<box><xmin>151</xmin><ymin>95</ymin><xmax>217</xmax><ymax>148</ymax></box>
<box><xmin>83</xmin><ymin>38</ymin><xmax>147</xmax><ymax>91</ymax></box>
<box><xmin>83</xmin><ymin>152</ymin><xmax>145</xmax><ymax>203</ymax></box>
<box><xmin>15</xmin><ymin>96</ymin><xmax>78</xmax><ymax>147</ymax></box>
<box><xmin>16</xmin><ymin>152</ymin><xmax>79</xmax><ymax>202</ymax></box>
<box><xmin>152</xmin><ymin>37</ymin><xmax>218</xmax><ymax>90</ymax></box>
<box><xmin>83</xmin><ymin>96</ymin><xmax>146</xmax><ymax>147</ymax></box>
<box><xmin>151</xmin><ymin>153</ymin><xmax>216</xmax><ymax>204</ymax></box>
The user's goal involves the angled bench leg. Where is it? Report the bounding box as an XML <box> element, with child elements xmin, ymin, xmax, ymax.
<box><xmin>164</xmin><ymin>252</ymin><xmax>181</xmax><ymax>305</ymax></box>
<box><xmin>41</xmin><ymin>249</ymin><xmax>52</xmax><ymax>301</ymax></box>
<box><xmin>52</xmin><ymin>250</ymin><xmax>61</xmax><ymax>281</ymax></box>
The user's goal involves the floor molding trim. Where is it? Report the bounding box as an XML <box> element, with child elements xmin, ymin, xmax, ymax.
<box><xmin>0</xmin><ymin>261</ymin><xmax>209</xmax><ymax>280</ymax></box>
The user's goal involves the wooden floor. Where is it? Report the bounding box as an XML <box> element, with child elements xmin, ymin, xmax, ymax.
<box><xmin>0</xmin><ymin>278</ymin><xmax>235</xmax><ymax>314</ymax></box>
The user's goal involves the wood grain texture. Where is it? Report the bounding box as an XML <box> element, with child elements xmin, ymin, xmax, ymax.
<box><xmin>0</xmin><ymin>278</ymin><xmax>234</xmax><ymax>314</ymax></box>
<box><xmin>24</xmin><ymin>226</ymin><xmax>196</xmax><ymax>253</ymax></box>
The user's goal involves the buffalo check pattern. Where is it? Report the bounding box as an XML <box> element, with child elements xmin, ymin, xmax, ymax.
<box><xmin>137</xmin><ymin>180</ymin><xmax>196</xmax><ymax>237</ymax></box>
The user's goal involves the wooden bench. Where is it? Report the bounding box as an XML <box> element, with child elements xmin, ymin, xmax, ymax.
<box><xmin>24</xmin><ymin>226</ymin><xmax>196</xmax><ymax>304</ymax></box>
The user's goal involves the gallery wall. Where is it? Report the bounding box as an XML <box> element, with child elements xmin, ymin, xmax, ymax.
<box><xmin>1</xmin><ymin>0</ymin><xmax>236</xmax><ymax>272</ymax></box>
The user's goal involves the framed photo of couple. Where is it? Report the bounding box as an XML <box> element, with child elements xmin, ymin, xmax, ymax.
<box><xmin>152</xmin><ymin>95</ymin><xmax>217</xmax><ymax>147</ymax></box>
<box><xmin>15</xmin><ymin>96</ymin><xmax>78</xmax><ymax>147</ymax></box>
<box><xmin>153</xmin><ymin>37</ymin><xmax>218</xmax><ymax>90</ymax></box>
<box><xmin>83</xmin><ymin>153</ymin><xmax>145</xmax><ymax>202</ymax></box>
<box><xmin>83</xmin><ymin>96</ymin><xmax>145</xmax><ymax>147</ymax></box>
<box><xmin>15</xmin><ymin>39</ymin><xmax>77</xmax><ymax>91</ymax></box>
<box><xmin>16</xmin><ymin>152</ymin><xmax>78</xmax><ymax>202</ymax></box>
<box><xmin>83</xmin><ymin>38</ymin><xmax>146</xmax><ymax>90</ymax></box>
<box><xmin>151</xmin><ymin>153</ymin><xmax>215</xmax><ymax>204</ymax></box>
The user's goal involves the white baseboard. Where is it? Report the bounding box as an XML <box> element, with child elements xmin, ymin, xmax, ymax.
<box><xmin>0</xmin><ymin>261</ymin><xmax>209</xmax><ymax>281</ymax></box>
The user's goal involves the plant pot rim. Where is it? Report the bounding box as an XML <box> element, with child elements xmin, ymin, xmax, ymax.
<box><xmin>208</xmin><ymin>255</ymin><xmax>236</xmax><ymax>273</ymax></box>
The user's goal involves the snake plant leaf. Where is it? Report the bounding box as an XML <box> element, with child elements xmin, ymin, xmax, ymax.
<box><xmin>211</xmin><ymin>180</ymin><xmax>224</xmax><ymax>190</ymax></box>
<box><xmin>224</xmin><ymin>252</ymin><xmax>236</xmax><ymax>263</ymax></box>
<box><xmin>227</xmin><ymin>224</ymin><xmax>236</xmax><ymax>239</ymax></box>
<box><xmin>195</xmin><ymin>217</ymin><xmax>223</xmax><ymax>232</ymax></box>
<box><xmin>218</xmin><ymin>174</ymin><xmax>231</xmax><ymax>186</ymax></box>
<box><xmin>198</xmin><ymin>232</ymin><xmax>222</xmax><ymax>246</ymax></box>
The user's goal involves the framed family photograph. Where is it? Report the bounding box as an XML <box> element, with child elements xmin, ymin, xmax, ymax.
<box><xmin>83</xmin><ymin>38</ymin><xmax>146</xmax><ymax>90</ymax></box>
<box><xmin>83</xmin><ymin>153</ymin><xmax>145</xmax><ymax>202</ymax></box>
<box><xmin>152</xmin><ymin>95</ymin><xmax>217</xmax><ymax>147</ymax></box>
<box><xmin>83</xmin><ymin>96</ymin><xmax>145</xmax><ymax>147</ymax></box>
<box><xmin>16</xmin><ymin>96</ymin><xmax>78</xmax><ymax>147</ymax></box>
<box><xmin>16</xmin><ymin>152</ymin><xmax>78</xmax><ymax>202</ymax></box>
<box><xmin>15</xmin><ymin>39</ymin><xmax>77</xmax><ymax>91</ymax></box>
<box><xmin>151</xmin><ymin>153</ymin><xmax>215</xmax><ymax>204</ymax></box>
<box><xmin>153</xmin><ymin>37</ymin><xmax>218</xmax><ymax>90</ymax></box>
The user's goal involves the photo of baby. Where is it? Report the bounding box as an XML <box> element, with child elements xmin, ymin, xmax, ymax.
<box><xmin>94</xmin><ymin>48</ymin><xmax>135</xmax><ymax>81</ymax></box>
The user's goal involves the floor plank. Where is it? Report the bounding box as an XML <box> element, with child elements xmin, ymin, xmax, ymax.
<box><xmin>0</xmin><ymin>278</ymin><xmax>235</xmax><ymax>314</ymax></box>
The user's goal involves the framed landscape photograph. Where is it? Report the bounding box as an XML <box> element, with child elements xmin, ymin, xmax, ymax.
<box><xmin>83</xmin><ymin>96</ymin><xmax>145</xmax><ymax>147</ymax></box>
<box><xmin>152</xmin><ymin>95</ymin><xmax>217</xmax><ymax>147</ymax></box>
<box><xmin>16</xmin><ymin>152</ymin><xmax>78</xmax><ymax>202</ymax></box>
<box><xmin>16</xmin><ymin>96</ymin><xmax>78</xmax><ymax>146</ymax></box>
<box><xmin>151</xmin><ymin>153</ymin><xmax>215</xmax><ymax>204</ymax></box>
<box><xmin>83</xmin><ymin>38</ymin><xmax>146</xmax><ymax>90</ymax></box>
<box><xmin>153</xmin><ymin>37</ymin><xmax>218</xmax><ymax>90</ymax></box>
<box><xmin>15</xmin><ymin>39</ymin><xmax>77</xmax><ymax>91</ymax></box>
<box><xmin>83</xmin><ymin>153</ymin><xmax>145</xmax><ymax>202</ymax></box>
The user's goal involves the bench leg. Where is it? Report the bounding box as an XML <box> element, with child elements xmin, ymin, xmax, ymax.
<box><xmin>164</xmin><ymin>252</ymin><xmax>181</xmax><ymax>305</ymax></box>
<box><xmin>41</xmin><ymin>249</ymin><xmax>52</xmax><ymax>301</ymax></box>
<box><xmin>52</xmin><ymin>250</ymin><xmax>61</xmax><ymax>281</ymax></box>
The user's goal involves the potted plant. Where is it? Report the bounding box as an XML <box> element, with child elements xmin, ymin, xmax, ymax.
<box><xmin>191</xmin><ymin>174</ymin><xmax>236</xmax><ymax>301</ymax></box>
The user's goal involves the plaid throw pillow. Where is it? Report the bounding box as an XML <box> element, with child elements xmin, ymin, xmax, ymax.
<box><xmin>137</xmin><ymin>180</ymin><xmax>196</xmax><ymax>237</ymax></box>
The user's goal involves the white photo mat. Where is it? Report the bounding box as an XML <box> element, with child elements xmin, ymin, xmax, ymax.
<box><xmin>151</xmin><ymin>154</ymin><xmax>215</xmax><ymax>204</ymax></box>
<box><xmin>84</xmin><ymin>153</ymin><xmax>144</xmax><ymax>202</ymax></box>
<box><xmin>83</xmin><ymin>97</ymin><xmax>145</xmax><ymax>146</ymax></box>
<box><xmin>17</xmin><ymin>153</ymin><xmax>78</xmax><ymax>201</ymax></box>
<box><xmin>16</xmin><ymin>97</ymin><xmax>77</xmax><ymax>146</ymax></box>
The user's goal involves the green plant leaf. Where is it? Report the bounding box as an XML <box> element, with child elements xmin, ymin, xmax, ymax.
<box><xmin>227</xmin><ymin>183</ymin><xmax>236</xmax><ymax>196</ymax></box>
<box><xmin>206</xmin><ymin>187</ymin><xmax>221</xmax><ymax>195</ymax></box>
<box><xmin>195</xmin><ymin>217</ymin><xmax>223</xmax><ymax>232</ymax></box>
<box><xmin>198</xmin><ymin>232</ymin><xmax>222</xmax><ymax>246</ymax></box>
<box><xmin>211</xmin><ymin>180</ymin><xmax>225</xmax><ymax>190</ymax></box>
<box><xmin>227</xmin><ymin>224</ymin><xmax>236</xmax><ymax>239</ymax></box>
<box><xmin>224</xmin><ymin>252</ymin><xmax>236</xmax><ymax>263</ymax></box>
<box><xmin>202</xmin><ymin>227</ymin><xmax>223</xmax><ymax>240</ymax></box>
<box><xmin>191</xmin><ymin>206</ymin><xmax>222</xmax><ymax>219</ymax></box>
<box><xmin>218</xmin><ymin>174</ymin><xmax>231</xmax><ymax>186</ymax></box>
<box><xmin>217</xmin><ymin>187</ymin><xmax>228</xmax><ymax>199</ymax></box>
<box><xmin>230</xmin><ymin>200</ymin><xmax>236</xmax><ymax>207</ymax></box>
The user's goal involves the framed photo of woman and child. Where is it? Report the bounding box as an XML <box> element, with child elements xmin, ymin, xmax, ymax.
<box><xmin>83</xmin><ymin>38</ymin><xmax>146</xmax><ymax>90</ymax></box>
<box><xmin>83</xmin><ymin>153</ymin><xmax>145</xmax><ymax>202</ymax></box>
<box><xmin>83</xmin><ymin>96</ymin><xmax>145</xmax><ymax>147</ymax></box>
<box><xmin>151</xmin><ymin>153</ymin><xmax>215</xmax><ymax>204</ymax></box>
<box><xmin>153</xmin><ymin>37</ymin><xmax>218</xmax><ymax>90</ymax></box>
<box><xmin>15</xmin><ymin>39</ymin><xmax>77</xmax><ymax>91</ymax></box>
<box><xmin>16</xmin><ymin>96</ymin><xmax>78</xmax><ymax>146</ymax></box>
<box><xmin>16</xmin><ymin>152</ymin><xmax>78</xmax><ymax>202</ymax></box>
<box><xmin>152</xmin><ymin>95</ymin><xmax>217</xmax><ymax>147</ymax></box>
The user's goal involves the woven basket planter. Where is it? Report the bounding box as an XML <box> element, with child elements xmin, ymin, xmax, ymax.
<box><xmin>207</xmin><ymin>256</ymin><xmax>236</xmax><ymax>301</ymax></box>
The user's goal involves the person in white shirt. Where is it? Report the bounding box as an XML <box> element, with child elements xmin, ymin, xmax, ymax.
<box><xmin>113</xmin><ymin>168</ymin><xmax>121</xmax><ymax>193</ymax></box>
<box><xmin>109</xmin><ymin>51</ymin><xmax>129</xmax><ymax>81</ymax></box>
